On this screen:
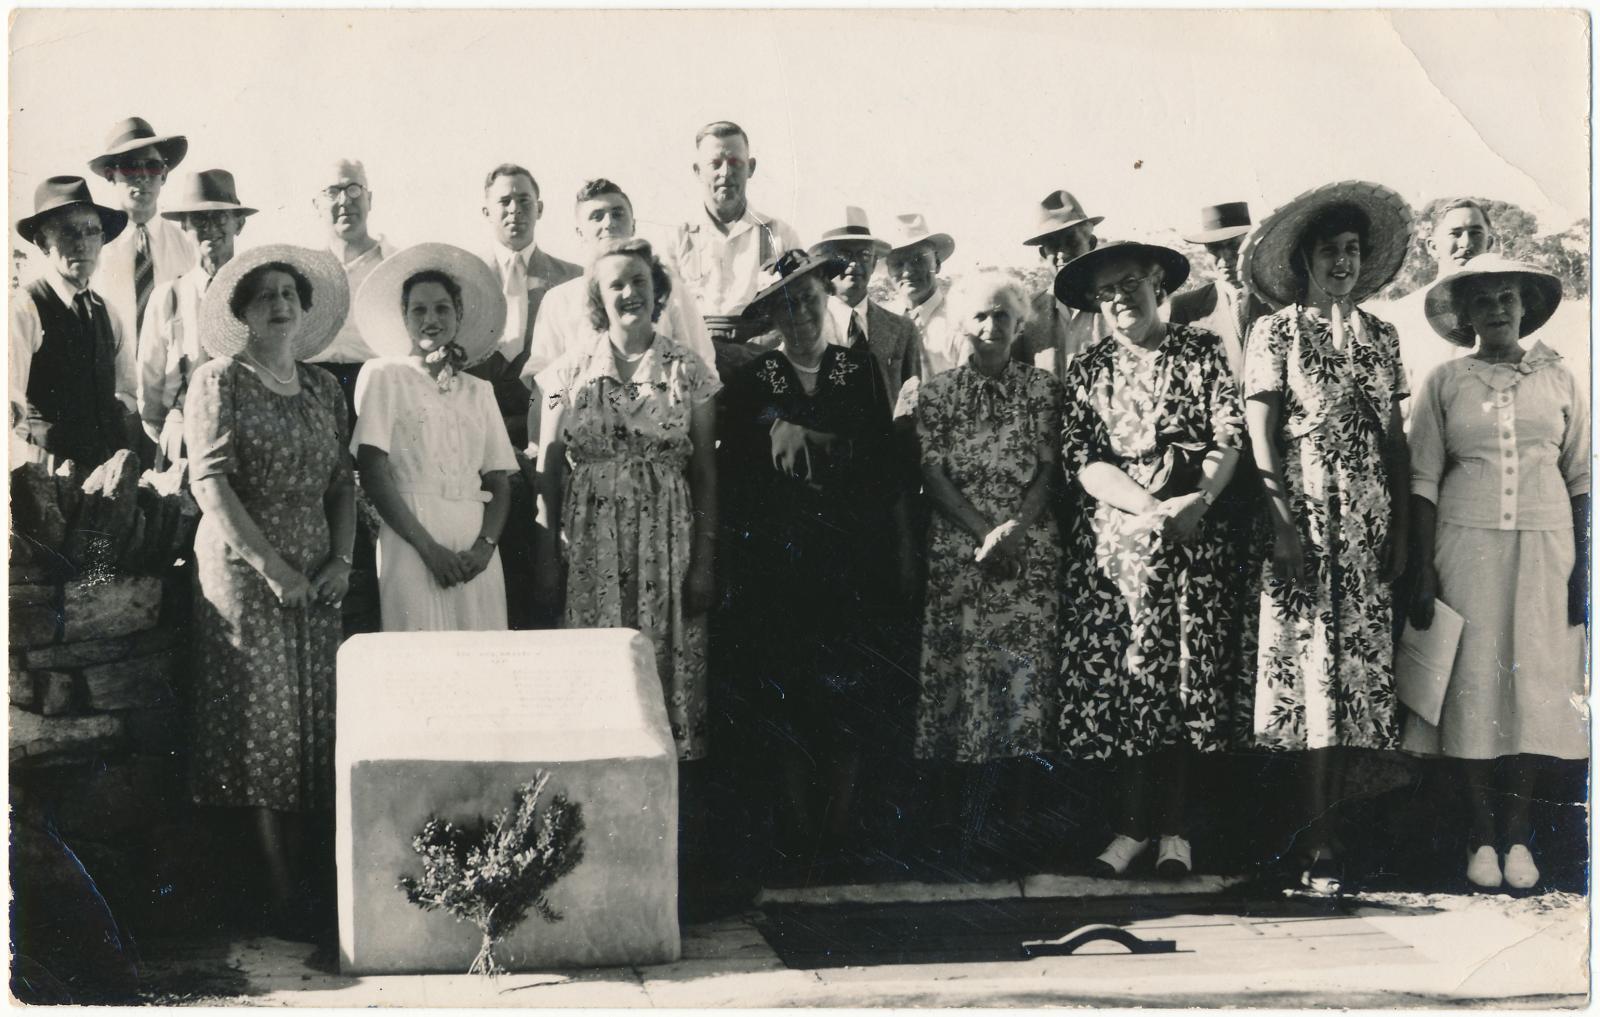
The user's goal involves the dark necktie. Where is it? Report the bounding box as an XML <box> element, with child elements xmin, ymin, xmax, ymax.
<box><xmin>847</xmin><ymin>309</ymin><xmax>866</xmax><ymax>348</ymax></box>
<box><xmin>134</xmin><ymin>224</ymin><xmax>154</xmax><ymax>333</ymax></box>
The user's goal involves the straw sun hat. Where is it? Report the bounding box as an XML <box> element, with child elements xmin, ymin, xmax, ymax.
<box><xmin>1240</xmin><ymin>180</ymin><xmax>1413</xmax><ymax>307</ymax></box>
<box><xmin>198</xmin><ymin>244</ymin><xmax>349</xmax><ymax>361</ymax></box>
<box><xmin>353</xmin><ymin>243</ymin><xmax>507</xmax><ymax>366</ymax></box>
<box><xmin>1422</xmin><ymin>255</ymin><xmax>1563</xmax><ymax>347</ymax></box>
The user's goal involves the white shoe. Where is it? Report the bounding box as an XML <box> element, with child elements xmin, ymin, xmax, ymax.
<box><xmin>1092</xmin><ymin>834</ymin><xmax>1149</xmax><ymax>878</ymax></box>
<box><xmin>1466</xmin><ymin>845</ymin><xmax>1502</xmax><ymax>889</ymax></box>
<box><xmin>1156</xmin><ymin>835</ymin><xmax>1193</xmax><ymax>878</ymax></box>
<box><xmin>1503</xmin><ymin>844</ymin><xmax>1540</xmax><ymax>890</ymax></box>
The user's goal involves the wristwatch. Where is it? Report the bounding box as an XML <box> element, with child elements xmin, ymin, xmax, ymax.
<box><xmin>335</xmin><ymin>552</ymin><xmax>354</xmax><ymax>566</ymax></box>
<box><xmin>476</xmin><ymin>535</ymin><xmax>498</xmax><ymax>548</ymax></box>
<box><xmin>1199</xmin><ymin>489</ymin><xmax>1217</xmax><ymax>507</ymax></box>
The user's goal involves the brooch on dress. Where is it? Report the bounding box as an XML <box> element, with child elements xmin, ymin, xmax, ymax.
<box><xmin>759</xmin><ymin>357</ymin><xmax>789</xmax><ymax>395</ymax></box>
<box><xmin>827</xmin><ymin>356</ymin><xmax>859</xmax><ymax>387</ymax></box>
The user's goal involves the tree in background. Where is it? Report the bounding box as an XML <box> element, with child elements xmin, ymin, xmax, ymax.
<box><xmin>1380</xmin><ymin>197</ymin><xmax>1589</xmax><ymax>300</ymax></box>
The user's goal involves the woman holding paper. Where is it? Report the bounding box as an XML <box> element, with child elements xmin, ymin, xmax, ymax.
<box><xmin>1403</xmin><ymin>257</ymin><xmax>1589</xmax><ymax>892</ymax></box>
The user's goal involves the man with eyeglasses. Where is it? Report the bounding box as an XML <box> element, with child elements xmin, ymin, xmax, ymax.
<box><xmin>10</xmin><ymin>176</ymin><xmax>134</xmax><ymax>469</ymax></box>
<box><xmin>89</xmin><ymin>117</ymin><xmax>198</xmax><ymax>425</ymax></box>
<box><xmin>1169</xmin><ymin>202</ymin><xmax>1271</xmax><ymax>381</ymax></box>
<box><xmin>673</xmin><ymin>121</ymin><xmax>799</xmax><ymax>377</ymax></box>
<box><xmin>309</xmin><ymin>158</ymin><xmax>397</xmax><ymax>411</ymax></box>
<box><xmin>135</xmin><ymin>169</ymin><xmax>257</xmax><ymax>467</ymax></box>
<box><xmin>1018</xmin><ymin>189</ymin><xmax>1106</xmax><ymax>381</ymax></box>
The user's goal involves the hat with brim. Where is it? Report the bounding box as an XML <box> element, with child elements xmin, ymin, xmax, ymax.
<box><xmin>354</xmin><ymin>243</ymin><xmax>507</xmax><ymax>367</ymax></box>
<box><xmin>885</xmin><ymin>212</ymin><xmax>955</xmax><ymax>263</ymax></box>
<box><xmin>199</xmin><ymin>244</ymin><xmax>349</xmax><ymax>361</ymax></box>
<box><xmin>1183</xmin><ymin>201</ymin><xmax>1252</xmax><ymax>245</ymax></box>
<box><xmin>1023</xmin><ymin>189</ymin><xmax>1105</xmax><ymax>247</ymax></box>
<box><xmin>1422</xmin><ymin>255</ymin><xmax>1563</xmax><ymax>348</ymax></box>
<box><xmin>1053</xmin><ymin>240</ymin><xmax>1190</xmax><ymax>313</ymax></box>
<box><xmin>15</xmin><ymin>175</ymin><xmax>128</xmax><ymax>247</ymax></box>
<box><xmin>740</xmin><ymin>249</ymin><xmax>846</xmax><ymax>324</ymax></box>
<box><xmin>809</xmin><ymin>205</ymin><xmax>891</xmax><ymax>258</ymax></box>
<box><xmin>88</xmin><ymin>117</ymin><xmax>188</xmax><ymax>178</ymax></box>
<box><xmin>160</xmin><ymin>169</ymin><xmax>258</xmax><ymax>219</ymax></box>
<box><xmin>1241</xmin><ymin>180</ymin><xmax>1413</xmax><ymax>307</ymax></box>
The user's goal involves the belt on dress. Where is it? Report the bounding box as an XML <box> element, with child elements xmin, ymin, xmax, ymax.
<box><xmin>393</xmin><ymin>480</ymin><xmax>492</xmax><ymax>503</ymax></box>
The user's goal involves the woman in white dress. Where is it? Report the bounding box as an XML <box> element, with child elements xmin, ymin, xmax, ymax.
<box><xmin>351</xmin><ymin>243</ymin><xmax>517</xmax><ymax>630</ymax></box>
<box><xmin>1404</xmin><ymin>256</ymin><xmax>1589</xmax><ymax>892</ymax></box>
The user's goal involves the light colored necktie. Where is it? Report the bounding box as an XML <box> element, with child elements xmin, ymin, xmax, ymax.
<box><xmin>501</xmin><ymin>252</ymin><xmax>528</xmax><ymax>356</ymax></box>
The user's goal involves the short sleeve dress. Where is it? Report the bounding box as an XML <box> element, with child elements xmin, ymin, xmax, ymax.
<box><xmin>1242</xmin><ymin>305</ymin><xmax>1408</xmax><ymax>751</ymax></box>
<box><xmin>350</xmin><ymin>357</ymin><xmax>518</xmax><ymax>632</ymax></box>
<box><xmin>1057</xmin><ymin>325</ymin><xmax>1246</xmax><ymax>759</ymax></box>
<box><xmin>536</xmin><ymin>332</ymin><xmax>721</xmax><ymax>761</ymax></box>
<box><xmin>913</xmin><ymin>359</ymin><xmax>1066</xmax><ymax>763</ymax></box>
<box><xmin>184</xmin><ymin>359</ymin><xmax>353</xmax><ymax>812</ymax></box>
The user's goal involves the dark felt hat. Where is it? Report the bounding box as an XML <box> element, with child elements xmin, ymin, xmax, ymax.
<box><xmin>1052</xmin><ymin>240</ymin><xmax>1190</xmax><ymax>313</ymax></box>
<box><xmin>160</xmin><ymin>169</ymin><xmax>259</xmax><ymax>219</ymax></box>
<box><xmin>1183</xmin><ymin>201</ymin><xmax>1253</xmax><ymax>245</ymax></box>
<box><xmin>88</xmin><ymin>117</ymin><xmax>189</xmax><ymax>178</ymax></box>
<box><xmin>15</xmin><ymin>176</ymin><xmax>129</xmax><ymax>247</ymax></box>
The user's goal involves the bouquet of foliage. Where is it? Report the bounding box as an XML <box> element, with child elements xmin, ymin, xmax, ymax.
<box><xmin>398</xmin><ymin>772</ymin><xmax>586</xmax><ymax>975</ymax></box>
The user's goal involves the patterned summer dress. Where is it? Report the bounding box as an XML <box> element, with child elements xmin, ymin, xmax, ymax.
<box><xmin>185</xmin><ymin>360</ymin><xmax>352</xmax><ymax>811</ymax></box>
<box><xmin>1243</xmin><ymin>305</ymin><xmax>1407</xmax><ymax>750</ymax></box>
<box><xmin>913</xmin><ymin>359</ymin><xmax>1065</xmax><ymax>763</ymax></box>
<box><xmin>1058</xmin><ymin>325</ymin><xmax>1245</xmax><ymax>758</ymax></box>
<box><xmin>537</xmin><ymin>332</ymin><xmax>721</xmax><ymax>761</ymax></box>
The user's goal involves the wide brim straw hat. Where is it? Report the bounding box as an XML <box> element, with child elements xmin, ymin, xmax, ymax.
<box><xmin>199</xmin><ymin>244</ymin><xmax>349</xmax><ymax>361</ymax></box>
<box><xmin>1422</xmin><ymin>254</ymin><xmax>1563</xmax><ymax>347</ymax></box>
<box><xmin>740</xmin><ymin>249</ymin><xmax>846</xmax><ymax>324</ymax></box>
<box><xmin>1241</xmin><ymin>180</ymin><xmax>1413</xmax><ymax>307</ymax></box>
<box><xmin>354</xmin><ymin>243</ymin><xmax>506</xmax><ymax>366</ymax></box>
<box><xmin>1052</xmin><ymin>240</ymin><xmax>1191</xmax><ymax>313</ymax></box>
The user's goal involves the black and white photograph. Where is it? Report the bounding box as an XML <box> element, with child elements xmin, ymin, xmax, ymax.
<box><xmin>6</xmin><ymin>5</ymin><xmax>1592</xmax><ymax>1008</ymax></box>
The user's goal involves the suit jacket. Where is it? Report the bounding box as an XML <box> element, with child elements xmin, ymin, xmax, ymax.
<box><xmin>853</xmin><ymin>301</ymin><xmax>923</xmax><ymax>398</ymax></box>
<box><xmin>1168</xmin><ymin>282</ymin><xmax>1273</xmax><ymax>380</ymax></box>
<box><xmin>472</xmin><ymin>245</ymin><xmax>582</xmax><ymax>446</ymax></box>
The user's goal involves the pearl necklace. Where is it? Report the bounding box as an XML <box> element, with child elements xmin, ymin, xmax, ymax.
<box><xmin>242</xmin><ymin>353</ymin><xmax>297</xmax><ymax>386</ymax></box>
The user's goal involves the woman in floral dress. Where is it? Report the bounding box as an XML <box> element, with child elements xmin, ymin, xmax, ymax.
<box><xmin>718</xmin><ymin>250</ymin><xmax>909</xmax><ymax>865</ymax></box>
<box><xmin>534</xmin><ymin>238</ymin><xmax>719</xmax><ymax>760</ymax></box>
<box><xmin>913</xmin><ymin>272</ymin><xmax>1064</xmax><ymax>847</ymax></box>
<box><xmin>1056</xmin><ymin>241</ymin><xmax>1246</xmax><ymax>880</ymax></box>
<box><xmin>1239</xmin><ymin>182</ymin><xmax>1414</xmax><ymax>892</ymax></box>
<box><xmin>186</xmin><ymin>245</ymin><xmax>354</xmax><ymax>936</ymax></box>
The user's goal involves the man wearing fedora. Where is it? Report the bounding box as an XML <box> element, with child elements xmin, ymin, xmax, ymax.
<box><xmin>308</xmin><ymin>158</ymin><xmax>399</xmax><ymax>413</ymax></box>
<box><xmin>89</xmin><ymin>117</ymin><xmax>198</xmax><ymax>412</ymax></box>
<box><xmin>10</xmin><ymin>176</ymin><xmax>134</xmax><ymax>469</ymax></box>
<box><xmin>673</xmin><ymin>121</ymin><xmax>800</xmax><ymax>369</ymax></box>
<box><xmin>883</xmin><ymin>213</ymin><xmax>959</xmax><ymax>379</ymax></box>
<box><xmin>135</xmin><ymin>169</ymin><xmax>256</xmax><ymax>466</ymax></box>
<box><xmin>1170</xmin><ymin>201</ymin><xmax>1273</xmax><ymax>381</ymax></box>
<box><xmin>1018</xmin><ymin>190</ymin><xmax>1107</xmax><ymax>381</ymax></box>
<box><xmin>804</xmin><ymin>207</ymin><xmax>923</xmax><ymax>401</ymax></box>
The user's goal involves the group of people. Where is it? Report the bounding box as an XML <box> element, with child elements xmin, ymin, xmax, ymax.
<box><xmin>11</xmin><ymin>115</ymin><xmax>1588</xmax><ymax>933</ymax></box>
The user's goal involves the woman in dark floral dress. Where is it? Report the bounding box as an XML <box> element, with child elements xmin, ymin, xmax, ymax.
<box><xmin>186</xmin><ymin>245</ymin><xmax>355</xmax><ymax>935</ymax></box>
<box><xmin>1239</xmin><ymin>182</ymin><xmax>1413</xmax><ymax>893</ymax></box>
<box><xmin>914</xmin><ymin>272</ymin><xmax>1064</xmax><ymax>850</ymax></box>
<box><xmin>1056</xmin><ymin>242</ymin><xmax>1245</xmax><ymax>880</ymax></box>
<box><xmin>718</xmin><ymin>250</ymin><xmax>911</xmax><ymax>867</ymax></box>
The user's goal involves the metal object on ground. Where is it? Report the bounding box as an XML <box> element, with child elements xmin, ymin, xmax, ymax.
<box><xmin>1020</xmin><ymin>923</ymin><xmax>1177</xmax><ymax>958</ymax></box>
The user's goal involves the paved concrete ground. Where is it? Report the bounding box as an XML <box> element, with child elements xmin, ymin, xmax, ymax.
<box><xmin>138</xmin><ymin>879</ymin><xmax>1588</xmax><ymax>1008</ymax></box>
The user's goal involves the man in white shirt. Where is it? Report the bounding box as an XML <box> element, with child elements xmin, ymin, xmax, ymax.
<box><xmin>1017</xmin><ymin>189</ymin><xmax>1107</xmax><ymax>381</ymax></box>
<box><xmin>523</xmin><ymin>178</ymin><xmax>714</xmax><ymax>393</ymax></box>
<box><xmin>673</xmin><ymin>121</ymin><xmax>800</xmax><ymax>364</ymax></box>
<box><xmin>1169</xmin><ymin>201</ymin><xmax>1273</xmax><ymax>381</ymax></box>
<box><xmin>10</xmin><ymin>176</ymin><xmax>133</xmax><ymax>469</ymax></box>
<box><xmin>806</xmin><ymin>206</ymin><xmax>922</xmax><ymax>400</ymax></box>
<box><xmin>883</xmin><ymin>213</ymin><xmax>959</xmax><ymax>379</ymax></box>
<box><xmin>135</xmin><ymin>169</ymin><xmax>256</xmax><ymax>465</ymax></box>
<box><xmin>88</xmin><ymin>117</ymin><xmax>198</xmax><ymax>415</ymax></box>
<box><xmin>475</xmin><ymin>162</ymin><xmax>582</xmax><ymax>448</ymax></box>
<box><xmin>309</xmin><ymin>158</ymin><xmax>397</xmax><ymax>412</ymax></box>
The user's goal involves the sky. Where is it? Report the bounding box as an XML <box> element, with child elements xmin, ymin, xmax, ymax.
<box><xmin>8</xmin><ymin>8</ymin><xmax>1592</xmax><ymax>273</ymax></box>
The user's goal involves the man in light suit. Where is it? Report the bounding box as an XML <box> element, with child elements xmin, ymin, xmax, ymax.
<box><xmin>806</xmin><ymin>207</ymin><xmax>923</xmax><ymax>402</ymax></box>
<box><xmin>1169</xmin><ymin>201</ymin><xmax>1272</xmax><ymax>381</ymax></box>
<box><xmin>88</xmin><ymin>117</ymin><xmax>197</xmax><ymax>430</ymax></box>
<box><xmin>1018</xmin><ymin>189</ymin><xmax>1106</xmax><ymax>380</ymax></box>
<box><xmin>475</xmin><ymin>162</ymin><xmax>581</xmax><ymax>449</ymax></box>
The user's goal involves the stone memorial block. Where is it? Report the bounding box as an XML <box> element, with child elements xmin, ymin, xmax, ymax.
<box><xmin>336</xmin><ymin>628</ymin><xmax>680</xmax><ymax>975</ymax></box>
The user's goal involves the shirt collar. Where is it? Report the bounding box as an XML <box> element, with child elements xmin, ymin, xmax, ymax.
<box><xmin>42</xmin><ymin>266</ymin><xmax>89</xmax><ymax>304</ymax></box>
<box><xmin>909</xmin><ymin>287</ymin><xmax>945</xmax><ymax>324</ymax></box>
<box><xmin>830</xmin><ymin>295</ymin><xmax>869</xmax><ymax>333</ymax></box>
<box><xmin>491</xmin><ymin>238</ymin><xmax>539</xmax><ymax>273</ymax></box>
<box><xmin>185</xmin><ymin>262</ymin><xmax>216</xmax><ymax>290</ymax></box>
<box><xmin>701</xmin><ymin>202</ymin><xmax>768</xmax><ymax>241</ymax></box>
<box><xmin>330</xmin><ymin>233</ymin><xmax>386</xmax><ymax>267</ymax></box>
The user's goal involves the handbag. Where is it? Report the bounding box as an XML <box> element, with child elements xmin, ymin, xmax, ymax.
<box><xmin>1145</xmin><ymin>441</ymin><xmax>1212</xmax><ymax>500</ymax></box>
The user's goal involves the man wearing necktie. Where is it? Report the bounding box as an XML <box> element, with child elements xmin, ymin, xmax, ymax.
<box><xmin>1169</xmin><ymin>201</ymin><xmax>1273</xmax><ymax>382</ymax></box>
<box><xmin>805</xmin><ymin>206</ymin><xmax>923</xmax><ymax>402</ymax></box>
<box><xmin>10</xmin><ymin>177</ymin><xmax>134</xmax><ymax>470</ymax></box>
<box><xmin>88</xmin><ymin>117</ymin><xmax>197</xmax><ymax>445</ymax></box>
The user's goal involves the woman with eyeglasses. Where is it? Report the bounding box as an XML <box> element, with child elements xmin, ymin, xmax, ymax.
<box><xmin>1054</xmin><ymin>241</ymin><xmax>1245</xmax><ymax>881</ymax></box>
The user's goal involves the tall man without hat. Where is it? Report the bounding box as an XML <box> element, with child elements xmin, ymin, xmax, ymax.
<box><xmin>135</xmin><ymin>169</ymin><xmax>257</xmax><ymax>467</ymax></box>
<box><xmin>1017</xmin><ymin>189</ymin><xmax>1106</xmax><ymax>382</ymax></box>
<box><xmin>309</xmin><ymin>157</ymin><xmax>399</xmax><ymax>416</ymax></box>
<box><xmin>1396</xmin><ymin>197</ymin><xmax>1503</xmax><ymax>415</ymax></box>
<box><xmin>672</xmin><ymin>120</ymin><xmax>800</xmax><ymax>381</ymax></box>
<box><xmin>474</xmin><ymin>162</ymin><xmax>580</xmax><ymax>629</ymax></box>
<box><xmin>1169</xmin><ymin>201</ymin><xmax>1274</xmax><ymax>381</ymax></box>
<box><xmin>10</xmin><ymin>176</ymin><xmax>134</xmax><ymax>470</ymax></box>
<box><xmin>88</xmin><ymin>117</ymin><xmax>198</xmax><ymax>438</ymax></box>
